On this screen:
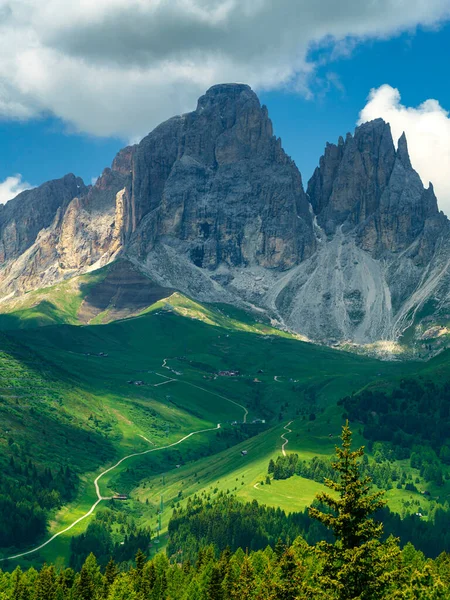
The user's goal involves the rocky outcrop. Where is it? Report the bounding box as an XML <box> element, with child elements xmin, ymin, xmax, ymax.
<box><xmin>128</xmin><ymin>83</ymin><xmax>315</xmax><ymax>270</ymax></box>
<box><xmin>307</xmin><ymin>119</ymin><xmax>445</xmax><ymax>261</ymax></box>
<box><xmin>0</xmin><ymin>84</ymin><xmax>449</xmax><ymax>351</ymax></box>
<box><xmin>0</xmin><ymin>163</ymin><xmax>129</xmax><ymax>294</ymax></box>
<box><xmin>292</xmin><ymin>120</ymin><xmax>450</xmax><ymax>343</ymax></box>
<box><xmin>0</xmin><ymin>174</ymin><xmax>87</xmax><ymax>264</ymax></box>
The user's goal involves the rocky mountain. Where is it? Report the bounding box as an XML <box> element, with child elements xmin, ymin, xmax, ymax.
<box><xmin>0</xmin><ymin>83</ymin><xmax>449</xmax><ymax>352</ymax></box>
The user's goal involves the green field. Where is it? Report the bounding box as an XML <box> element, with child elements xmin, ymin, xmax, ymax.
<box><xmin>0</xmin><ymin>264</ymin><xmax>448</xmax><ymax>569</ymax></box>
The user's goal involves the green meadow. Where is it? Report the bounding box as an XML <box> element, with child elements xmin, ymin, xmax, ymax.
<box><xmin>0</xmin><ymin>271</ymin><xmax>448</xmax><ymax>569</ymax></box>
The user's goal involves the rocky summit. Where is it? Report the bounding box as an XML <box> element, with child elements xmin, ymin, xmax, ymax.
<box><xmin>0</xmin><ymin>83</ymin><xmax>449</xmax><ymax>351</ymax></box>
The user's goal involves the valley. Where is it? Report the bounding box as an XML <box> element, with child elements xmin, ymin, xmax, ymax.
<box><xmin>0</xmin><ymin>82</ymin><xmax>449</xmax><ymax>599</ymax></box>
<box><xmin>0</xmin><ymin>285</ymin><xmax>448</xmax><ymax>570</ymax></box>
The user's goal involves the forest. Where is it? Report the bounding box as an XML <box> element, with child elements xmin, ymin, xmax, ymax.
<box><xmin>339</xmin><ymin>378</ymin><xmax>450</xmax><ymax>455</ymax></box>
<box><xmin>0</xmin><ymin>455</ymin><xmax>77</xmax><ymax>548</ymax></box>
<box><xmin>2</xmin><ymin>424</ymin><xmax>450</xmax><ymax>599</ymax></box>
<box><xmin>70</xmin><ymin>509</ymin><xmax>153</xmax><ymax>571</ymax></box>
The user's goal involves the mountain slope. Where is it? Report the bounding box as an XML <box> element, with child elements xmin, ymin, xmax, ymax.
<box><xmin>0</xmin><ymin>83</ymin><xmax>449</xmax><ymax>352</ymax></box>
<box><xmin>1</xmin><ymin>303</ymin><xmax>449</xmax><ymax>565</ymax></box>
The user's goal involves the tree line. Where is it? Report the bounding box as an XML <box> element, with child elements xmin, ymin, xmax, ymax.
<box><xmin>339</xmin><ymin>378</ymin><xmax>450</xmax><ymax>455</ymax></box>
<box><xmin>1</xmin><ymin>424</ymin><xmax>450</xmax><ymax>599</ymax></box>
<box><xmin>70</xmin><ymin>508</ymin><xmax>153</xmax><ymax>571</ymax></box>
<box><xmin>0</xmin><ymin>456</ymin><xmax>77</xmax><ymax>548</ymax></box>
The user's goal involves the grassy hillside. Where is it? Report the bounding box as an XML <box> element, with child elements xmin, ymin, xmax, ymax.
<box><xmin>0</xmin><ymin>281</ymin><xmax>448</xmax><ymax>570</ymax></box>
<box><xmin>0</xmin><ymin>260</ymin><xmax>173</xmax><ymax>330</ymax></box>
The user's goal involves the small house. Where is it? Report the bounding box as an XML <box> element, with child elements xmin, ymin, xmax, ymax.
<box><xmin>241</xmin><ymin>450</ymin><xmax>248</xmax><ymax>456</ymax></box>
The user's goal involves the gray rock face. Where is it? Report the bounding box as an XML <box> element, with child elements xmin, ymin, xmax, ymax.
<box><xmin>0</xmin><ymin>162</ymin><xmax>128</xmax><ymax>294</ymax></box>
<box><xmin>0</xmin><ymin>174</ymin><xmax>87</xmax><ymax>263</ymax></box>
<box><xmin>308</xmin><ymin>119</ymin><xmax>443</xmax><ymax>259</ymax></box>
<box><xmin>295</xmin><ymin>119</ymin><xmax>450</xmax><ymax>343</ymax></box>
<box><xmin>0</xmin><ymin>84</ymin><xmax>449</xmax><ymax>351</ymax></box>
<box><xmin>128</xmin><ymin>83</ymin><xmax>315</xmax><ymax>270</ymax></box>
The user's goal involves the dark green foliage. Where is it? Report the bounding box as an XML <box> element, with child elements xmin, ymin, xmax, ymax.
<box><xmin>0</xmin><ymin>459</ymin><xmax>77</xmax><ymax>548</ymax></box>
<box><xmin>166</xmin><ymin>493</ymin><xmax>328</xmax><ymax>561</ymax></box>
<box><xmin>2</xmin><ymin>425</ymin><xmax>450</xmax><ymax>598</ymax></box>
<box><xmin>1</xmin><ymin>537</ymin><xmax>450</xmax><ymax>599</ymax></box>
<box><xmin>269</xmin><ymin>451</ymin><xmax>409</xmax><ymax>492</ymax></box>
<box><xmin>339</xmin><ymin>378</ymin><xmax>450</xmax><ymax>453</ymax></box>
<box><xmin>166</xmin><ymin>487</ymin><xmax>450</xmax><ymax>561</ymax></box>
<box><xmin>168</xmin><ymin>491</ymin><xmax>343</xmax><ymax>563</ymax></box>
<box><xmin>270</xmin><ymin>453</ymin><xmax>335</xmax><ymax>482</ymax></box>
<box><xmin>69</xmin><ymin>510</ymin><xmax>152</xmax><ymax>571</ymax></box>
<box><xmin>309</xmin><ymin>423</ymin><xmax>402</xmax><ymax>599</ymax></box>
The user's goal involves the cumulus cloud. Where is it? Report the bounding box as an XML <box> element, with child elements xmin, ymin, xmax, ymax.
<box><xmin>359</xmin><ymin>85</ymin><xmax>450</xmax><ymax>216</ymax></box>
<box><xmin>0</xmin><ymin>1</ymin><xmax>449</xmax><ymax>139</ymax></box>
<box><xmin>0</xmin><ymin>174</ymin><xmax>33</xmax><ymax>204</ymax></box>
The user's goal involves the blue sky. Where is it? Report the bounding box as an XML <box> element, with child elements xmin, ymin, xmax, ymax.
<box><xmin>261</xmin><ymin>22</ymin><xmax>450</xmax><ymax>185</ymax></box>
<box><xmin>1</xmin><ymin>1</ymin><xmax>450</xmax><ymax>212</ymax></box>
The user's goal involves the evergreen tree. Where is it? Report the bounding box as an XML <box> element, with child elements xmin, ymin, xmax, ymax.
<box><xmin>135</xmin><ymin>550</ymin><xmax>146</xmax><ymax>575</ymax></box>
<box><xmin>309</xmin><ymin>422</ymin><xmax>402</xmax><ymax>599</ymax></box>
<box><xmin>76</xmin><ymin>554</ymin><xmax>101</xmax><ymax>600</ymax></box>
<box><xmin>104</xmin><ymin>558</ymin><xmax>118</xmax><ymax>586</ymax></box>
<box><xmin>107</xmin><ymin>573</ymin><xmax>137</xmax><ymax>600</ymax></box>
<box><xmin>102</xmin><ymin>558</ymin><xmax>118</xmax><ymax>598</ymax></box>
<box><xmin>54</xmin><ymin>586</ymin><xmax>65</xmax><ymax>600</ymax></box>
<box><xmin>11</xmin><ymin>567</ymin><xmax>25</xmax><ymax>600</ymax></box>
<box><xmin>232</xmin><ymin>555</ymin><xmax>255</xmax><ymax>600</ymax></box>
<box><xmin>207</xmin><ymin>565</ymin><xmax>223</xmax><ymax>600</ymax></box>
<box><xmin>140</xmin><ymin>561</ymin><xmax>156</xmax><ymax>599</ymax></box>
<box><xmin>35</xmin><ymin>565</ymin><xmax>57</xmax><ymax>600</ymax></box>
<box><xmin>273</xmin><ymin>547</ymin><xmax>305</xmax><ymax>600</ymax></box>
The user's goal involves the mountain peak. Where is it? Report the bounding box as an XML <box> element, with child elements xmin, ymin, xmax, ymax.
<box><xmin>1</xmin><ymin>85</ymin><xmax>449</xmax><ymax>348</ymax></box>
<box><xmin>196</xmin><ymin>83</ymin><xmax>257</xmax><ymax>112</ymax></box>
<box><xmin>397</xmin><ymin>131</ymin><xmax>412</xmax><ymax>169</ymax></box>
<box><xmin>203</xmin><ymin>82</ymin><xmax>253</xmax><ymax>96</ymax></box>
<box><xmin>306</xmin><ymin>115</ymin><xmax>448</xmax><ymax>258</ymax></box>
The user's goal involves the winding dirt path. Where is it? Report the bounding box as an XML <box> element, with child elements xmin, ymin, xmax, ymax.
<box><xmin>1</xmin><ymin>425</ymin><xmax>220</xmax><ymax>562</ymax></box>
<box><xmin>281</xmin><ymin>421</ymin><xmax>293</xmax><ymax>456</ymax></box>
<box><xmin>2</xmin><ymin>357</ymin><xmax>249</xmax><ymax>562</ymax></box>
<box><xmin>182</xmin><ymin>380</ymin><xmax>248</xmax><ymax>424</ymax></box>
<box><xmin>254</xmin><ymin>421</ymin><xmax>294</xmax><ymax>491</ymax></box>
<box><xmin>161</xmin><ymin>358</ymin><xmax>248</xmax><ymax>423</ymax></box>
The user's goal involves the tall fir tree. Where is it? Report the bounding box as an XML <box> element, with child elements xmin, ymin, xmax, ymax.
<box><xmin>35</xmin><ymin>565</ymin><xmax>57</xmax><ymax>600</ymax></box>
<box><xmin>309</xmin><ymin>421</ymin><xmax>403</xmax><ymax>600</ymax></box>
<box><xmin>232</xmin><ymin>555</ymin><xmax>255</xmax><ymax>600</ymax></box>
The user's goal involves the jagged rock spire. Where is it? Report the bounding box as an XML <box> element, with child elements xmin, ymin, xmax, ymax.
<box><xmin>307</xmin><ymin>119</ymin><xmax>444</xmax><ymax>258</ymax></box>
<box><xmin>397</xmin><ymin>132</ymin><xmax>412</xmax><ymax>169</ymax></box>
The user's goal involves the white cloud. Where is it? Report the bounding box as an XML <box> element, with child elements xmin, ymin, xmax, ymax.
<box><xmin>359</xmin><ymin>85</ymin><xmax>450</xmax><ymax>216</ymax></box>
<box><xmin>0</xmin><ymin>1</ymin><xmax>449</xmax><ymax>139</ymax></box>
<box><xmin>0</xmin><ymin>174</ymin><xmax>33</xmax><ymax>204</ymax></box>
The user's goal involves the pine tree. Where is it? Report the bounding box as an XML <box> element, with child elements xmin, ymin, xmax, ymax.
<box><xmin>77</xmin><ymin>567</ymin><xmax>95</xmax><ymax>600</ymax></box>
<box><xmin>76</xmin><ymin>554</ymin><xmax>101</xmax><ymax>600</ymax></box>
<box><xmin>207</xmin><ymin>565</ymin><xmax>224</xmax><ymax>600</ymax></box>
<box><xmin>140</xmin><ymin>561</ymin><xmax>156</xmax><ymax>599</ymax></box>
<box><xmin>407</xmin><ymin>564</ymin><xmax>446</xmax><ymax>599</ymax></box>
<box><xmin>232</xmin><ymin>555</ymin><xmax>255</xmax><ymax>600</ymax></box>
<box><xmin>274</xmin><ymin>539</ymin><xmax>285</xmax><ymax>559</ymax></box>
<box><xmin>11</xmin><ymin>567</ymin><xmax>25</xmax><ymax>600</ymax></box>
<box><xmin>135</xmin><ymin>549</ymin><xmax>146</xmax><ymax>575</ymax></box>
<box><xmin>36</xmin><ymin>565</ymin><xmax>57</xmax><ymax>600</ymax></box>
<box><xmin>273</xmin><ymin>547</ymin><xmax>305</xmax><ymax>600</ymax></box>
<box><xmin>54</xmin><ymin>586</ymin><xmax>65</xmax><ymax>600</ymax></box>
<box><xmin>309</xmin><ymin>422</ymin><xmax>402</xmax><ymax>600</ymax></box>
<box><xmin>104</xmin><ymin>558</ymin><xmax>118</xmax><ymax>586</ymax></box>
<box><xmin>107</xmin><ymin>573</ymin><xmax>137</xmax><ymax>600</ymax></box>
<box><xmin>102</xmin><ymin>558</ymin><xmax>118</xmax><ymax>598</ymax></box>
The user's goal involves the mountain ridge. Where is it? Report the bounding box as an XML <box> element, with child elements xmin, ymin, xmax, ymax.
<box><xmin>0</xmin><ymin>83</ymin><xmax>449</xmax><ymax>353</ymax></box>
